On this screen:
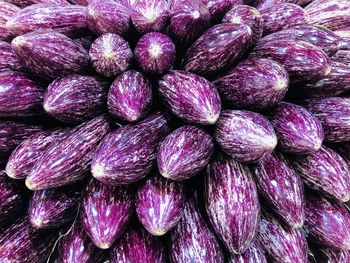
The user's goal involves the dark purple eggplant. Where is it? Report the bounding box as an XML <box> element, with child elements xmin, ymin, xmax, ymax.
<box><xmin>205</xmin><ymin>155</ymin><xmax>260</xmax><ymax>254</ymax></box>
<box><xmin>136</xmin><ymin>174</ymin><xmax>185</xmax><ymax>236</ymax></box>
<box><xmin>91</xmin><ymin>112</ymin><xmax>169</xmax><ymax>185</ymax></box>
<box><xmin>200</xmin><ymin>0</ymin><xmax>243</xmax><ymax>20</ymax></box>
<box><xmin>0</xmin><ymin>1</ymin><xmax>20</xmax><ymax>41</ymax></box>
<box><xmin>157</xmin><ymin>125</ymin><xmax>214</xmax><ymax>181</ymax></box>
<box><xmin>227</xmin><ymin>240</ymin><xmax>267</xmax><ymax>263</ymax></box>
<box><xmin>333</xmin><ymin>50</ymin><xmax>350</xmax><ymax>65</ymax></box>
<box><xmin>158</xmin><ymin>70</ymin><xmax>221</xmax><ymax>125</ymax></box>
<box><xmin>0</xmin><ymin>41</ymin><xmax>24</xmax><ymax>72</ymax></box>
<box><xmin>26</xmin><ymin>115</ymin><xmax>110</xmax><ymax>190</ymax></box>
<box><xmin>215</xmin><ymin>110</ymin><xmax>277</xmax><ymax>163</ymax></box>
<box><xmin>214</xmin><ymin>58</ymin><xmax>288</xmax><ymax>110</ymax></box>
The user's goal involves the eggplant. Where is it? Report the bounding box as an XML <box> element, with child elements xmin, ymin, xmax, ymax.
<box><xmin>3</xmin><ymin>0</ymin><xmax>69</xmax><ymax>7</ymax></box>
<box><xmin>0</xmin><ymin>0</ymin><xmax>20</xmax><ymax>41</ymax></box>
<box><xmin>255</xmin><ymin>0</ymin><xmax>309</xmax><ymax>10</ymax></box>
<box><xmin>320</xmin><ymin>249</ymin><xmax>350</xmax><ymax>263</ymax></box>
<box><xmin>335</xmin><ymin>29</ymin><xmax>350</xmax><ymax>50</ymax></box>
<box><xmin>0</xmin><ymin>41</ymin><xmax>24</xmax><ymax>72</ymax></box>
<box><xmin>333</xmin><ymin>141</ymin><xmax>350</xmax><ymax>167</ymax></box>
<box><xmin>200</xmin><ymin>0</ymin><xmax>243</xmax><ymax>21</ymax></box>
<box><xmin>227</xmin><ymin>240</ymin><xmax>267</xmax><ymax>263</ymax></box>
<box><xmin>332</xmin><ymin>50</ymin><xmax>350</xmax><ymax>65</ymax></box>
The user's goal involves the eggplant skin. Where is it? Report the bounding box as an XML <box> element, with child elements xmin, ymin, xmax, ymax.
<box><xmin>214</xmin><ymin>58</ymin><xmax>288</xmax><ymax>110</ymax></box>
<box><xmin>110</xmin><ymin>224</ymin><xmax>167</xmax><ymax>263</ymax></box>
<box><xmin>136</xmin><ymin>174</ymin><xmax>185</xmax><ymax>236</ymax></box>
<box><xmin>200</xmin><ymin>0</ymin><xmax>243</xmax><ymax>20</ymax></box>
<box><xmin>205</xmin><ymin>155</ymin><xmax>260</xmax><ymax>254</ymax></box>
<box><xmin>291</xmin><ymin>146</ymin><xmax>350</xmax><ymax>202</ymax></box>
<box><xmin>304</xmin><ymin>194</ymin><xmax>350</xmax><ymax>251</ymax></box>
<box><xmin>0</xmin><ymin>41</ymin><xmax>24</xmax><ymax>72</ymax></box>
<box><xmin>333</xmin><ymin>141</ymin><xmax>350</xmax><ymax>167</ymax></box>
<box><xmin>3</xmin><ymin>0</ymin><xmax>70</xmax><ymax>7</ymax></box>
<box><xmin>25</xmin><ymin>115</ymin><xmax>110</xmax><ymax>190</ymax></box>
<box><xmin>91</xmin><ymin>112</ymin><xmax>170</xmax><ymax>185</ymax></box>
<box><xmin>81</xmin><ymin>179</ymin><xmax>133</xmax><ymax>249</ymax></box>
<box><xmin>215</xmin><ymin>110</ymin><xmax>277</xmax><ymax>163</ymax></box>
<box><xmin>227</xmin><ymin>240</ymin><xmax>267</xmax><ymax>263</ymax></box>
<box><xmin>320</xmin><ymin>249</ymin><xmax>350</xmax><ymax>263</ymax></box>
<box><xmin>0</xmin><ymin>216</ymin><xmax>57</xmax><ymax>263</ymax></box>
<box><xmin>0</xmin><ymin>1</ymin><xmax>20</xmax><ymax>41</ymax></box>
<box><xmin>157</xmin><ymin>125</ymin><xmax>214</xmax><ymax>181</ymax></box>
<box><xmin>333</xmin><ymin>50</ymin><xmax>350</xmax><ymax>65</ymax></box>
<box><xmin>269</xmin><ymin>102</ymin><xmax>324</xmax><ymax>154</ymax></box>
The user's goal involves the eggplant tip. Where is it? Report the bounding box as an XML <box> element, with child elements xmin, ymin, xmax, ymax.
<box><xmin>342</xmin><ymin>194</ymin><xmax>350</xmax><ymax>203</ymax></box>
<box><xmin>25</xmin><ymin>178</ymin><xmax>36</xmax><ymax>190</ymax></box>
<box><xmin>5</xmin><ymin>166</ymin><xmax>15</xmax><ymax>179</ymax></box>
<box><xmin>32</xmin><ymin>217</ymin><xmax>43</xmax><ymax>228</ymax></box>
<box><xmin>91</xmin><ymin>163</ymin><xmax>104</xmax><ymax>178</ymax></box>
<box><xmin>98</xmin><ymin>242</ymin><xmax>111</xmax><ymax>249</ymax></box>
<box><xmin>206</xmin><ymin>113</ymin><xmax>220</xmax><ymax>124</ymax></box>
<box><xmin>12</xmin><ymin>36</ymin><xmax>25</xmax><ymax>47</ymax></box>
<box><xmin>152</xmin><ymin>228</ymin><xmax>166</xmax><ymax>236</ymax></box>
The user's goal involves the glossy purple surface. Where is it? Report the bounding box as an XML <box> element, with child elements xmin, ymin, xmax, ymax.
<box><xmin>227</xmin><ymin>240</ymin><xmax>267</xmax><ymax>263</ymax></box>
<box><xmin>200</xmin><ymin>0</ymin><xmax>243</xmax><ymax>20</ymax></box>
<box><xmin>335</xmin><ymin>29</ymin><xmax>350</xmax><ymax>50</ymax></box>
<box><xmin>0</xmin><ymin>41</ymin><xmax>24</xmax><ymax>72</ymax></box>
<box><xmin>0</xmin><ymin>1</ymin><xmax>20</xmax><ymax>41</ymax></box>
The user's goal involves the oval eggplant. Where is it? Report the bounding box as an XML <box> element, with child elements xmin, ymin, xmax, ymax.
<box><xmin>184</xmin><ymin>23</ymin><xmax>252</xmax><ymax>76</ymax></box>
<box><xmin>332</xmin><ymin>50</ymin><xmax>350</xmax><ymax>65</ymax></box>
<box><xmin>200</xmin><ymin>0</ymin><xmax>243</xmax><ymax>21</ymax></box>
<box><xmin>157</xmin><ymin>125</ymin><xmax>214</xmax><ymax>181</ymax></box>
<box><xmin>81</xmin><ymin>179</ymin><xmax>133</xmax><ymax>249</ymax></box>
<box><xmin>135</xmin><ymin>32</ymin><xmax>175</xmax><ymax>75</ymax></box>
<box><xmin>0</xmin><ymin>1</ymin><xmax>20</xmax><ymax>41</ymax></box>
<box><xmin>269</xmin><ymin>102</ymin><xmax>324</xmax><ymax>154</ymax></box>
<box><xmin>159</xmin><ymin>70</ymin><xmax>221</xmax><ymax>125</ymax></box>
<box><xmin>107</xmin><ymin>70</ymin><xmax>152</xmax><ymax>122</ymax></box>
<box><xmin>89</xmin><ymin>33</ymin><xmax>132</xmax><ymax>78</ymax></box>
<box><xmin>205</xmin><ymin>155</ymin><xmax>260</xmax><ymax>254</ymax></box>
<box><xmin>0</xmin><ymin>41</ymin><xmax>23</xmax><ymax>72</ymax></box>
<box><xmin>320</xmin><ymin>249</ymin><xmax>350</xmax><ymax>263</ymax></box>
<box><xmin>227</xmin><ymin>240</ymin><xmax>267</xmax><ymax>263</ymax></box>
<box><xmin>255</xmin><ymin>0</ymin><xmax>303</xmax><ymax>11</ymax></box>
<box><xmin>91</xmin><ymin>112</ymin><xmax>169</xmax><ymax>185</ymax></box>
<box><xmin>335</xmin><ymin>29</ymin><xmax>350</xmax><ymax>50</ymax></box>
<box><xmin>214</xmin><ymin>58</ymin><xmax>288</xmax><ymax>110</ymax></box>
<box><xmin>291</xmin><ymin>146</ymin><xmax>350</xmax><ymax>202</ymax></box>
<box><xmin>3</xmin><ymin>0</ymin><xmax>69</xmax><ymax>7</ymax></box>
<box><xmin>12</xmin><ymin>31</ymin><xmax>90</xmax><ymax>79</ymax></box>
<box><xmin>215</xmin><ymin>110</ymin><xmax>277</xmax><ymax>163</ymax></box>
<box><xmin>43</xmin><ymin>74</ymin><xmax>107</xmax><ymax>124</ymax></box>
<box><xmin>26</xmin><ymin>115</ymin><xmax>110</xmax><ymax>190</ymax></box>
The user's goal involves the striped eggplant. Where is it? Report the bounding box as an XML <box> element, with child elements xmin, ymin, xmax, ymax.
<box><xmin>81</xmin><ymin>179</ymin><xmax>133</xmax><ymax>249</ymax></box>
<box><xmin>215</xmin><ymin>110</ymin><xmax>277</xmax><ymax>163</ymax></box>
<box><xmin>333</xmin><ymin>142</ymin><xmax>350</xmax><ymax>167</ymax></box>
<box><xmin>0</xmin><ymin>171</ymin><xmax>23</xmax><ymax>227</ymax></box>
<box><xmin>3</xmin><ymin>0</ymin><xmax>69</xmax><ymax>7</ymax></box>
<box><xmin>254</xmin><ymin>152</ymin><xmax>304</xmax><ymax>228</ymax></box>
<box><xmin>89</xmin><ymin>33</ymin><xmax>132</xmax><ymax>78</ymax></box>
<box><xmin>135</xmin><ymin>32</ymin><xmax>176</xmax><ymax>75</ymax></box>
<box><xmin>205</xmin><ymin>155</ymin><xmax>260</xmax><ymax>254</ymax></box>
<box><xmin>107</xmin><ymin>70</ymin><xmax>152</xmax><ymax>122</ymax></box>
<box><xmin>131</xmin><ymin>0</ymin><xmax>168</xmax><ymax>34</ymax></box>
<box><xmin>319</xmin><ymin>249</ymin><xmax>350</xmax><ymax>263</ymax></box>
<box><xmin>6</xmin><ymin>129</ymin><xmax>67</xmax><ymax>180</ymax></box>
<box><xmin>29</xmin><ymin>186</ymin><xmax>80</xmax><ymax>229</ymax></box>
<box><xmin>0</xmin><ymin>71</ymin><xmax>45</xmax><ymax>117</ymax></box>
<box><xmin>0</xmin><ymin>41</ymin><xmax>24</xmax><ymax>72</ymax></box>
<box><xmin>71</xmin><ymin>0</ymin><xmax>89</xmax><ymax>5</ymax></box>
<box><xmin>158</xmin><ymin>70</ymin><xmax>221</xmax><ymax>125</ymax></box>
<box><xmin>12</xmin><ymin>31</ymin><xmax>90</xmax><ymax>79</ymax></box>
<box><xmin>6</xmin><ymin>4</ymin><xmax>88</xmax><ymax>36</ymax></box>
<box><xmin>157</xmin><ymin>125</ymin><xmax>214</xmax><ymax>181</ymax></box>
<box><xmin>214</xmin><ymin>58</ymin><xmax>288</xmax><ymax>110</ymax></box>
<box><xmin>43</xmin><ymin>75</ymin><xmax>107</xmax><ymax>124</ymax></box>
<box><xmin>304</xmin><ymin>97</ymin><xmax>350</xmax><ymax>143</ymax></box>
<box><xmin>332</xmin><ymin>50</ymin><xmax>350</xmax><ymax>65</ymax></box>
<box><xmin>0</xmin><ymin>216</ymin><xmax>57</xmax><ymax>263</ymax></box>
<box><xmin>305</xmin><ymin>194</ymin><xmax>350</xmax><ymax>251</ymax></box>
<box><xmin>136</xmin><ymin>174</ymin><xmax>185</xmax><ymax>236</ymax></box>
<box><xmin>110</xmin><ymin>223</ymin><xmax>167</xmax><ymax>263</ymax></box>
<box><xmin>169</xmin><ymin>191</ymin><xmax>224</xmax><ymax>263</ymax></box>
<box><xmin>227</xmin><ymin>240</ymin><xmax>267</xmax><ymax>263</ymax></box>
<box><xmin>59</xmin><ymin>219</ymin><xmax>104</xmax><ymax>263</ymax></box>
<box><xmin>87</xmin><ymin>0</ymin><xmax>130</xmax><ymax>36</ymax></box>
<box><xmin>269</xmin><ymin>102</ymin><xmax>324</xmax><ymax>154</ymax></box>
<box><xmin>257</xmin><ymin>211</ymin><xmax>308</xmax><ymax>263</ymax></box>
<box><xmin>335</xmin><ymin>29</ymin><xmax>350</xmax><ymax>50</ymax></box>
<box><xmin>25</xmin><ymin>115</ymin><xmax>110</xmax><ymax>190</ymax></box>
<box><xmin>91</xmin><ymin>112</ymin><xmax>169</xmax><ymax>185</ymax></box>
<box><xmin>200</xmin><ymin>0</ymin><xmax>243</xmax><ymax>20</ymax></box>
<box><xmin>184</xmin><ymin>23</ymin><xmax>252</xmax><ymax>76</ymax></box>
<box><xmin>0</xmin><ymin>0</ymin><xmax>20</xmax><ymax>41</ymax></box>
<box><xmin>254</xmin><ymin>0</ymin><xmax>309</xmax><ymax>10</ymax></box>
<box><xmin>291</xmin><ymin>146</ymin><xmax>350</xmax><ymax>202</ymax></box>
<box><xmin>223</xmin><ymin>5</ymin><xmax>263</xmax><ymax>46</ymax></box>
<box><xmin>251</xmin><ymin>39</ymin><xmax>331</xmax><ymax>82</ymax></box>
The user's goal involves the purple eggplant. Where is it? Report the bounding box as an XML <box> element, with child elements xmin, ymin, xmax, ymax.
<box><xmin>0</xmin><ymin>41</ymin><xmax>24</xmax><ymax>72</ymax></box>
<box><xmin>91</xmin><ymin>112</ymin><xmax>169</xmax><ymax>185</ymax></box>
<box><xmin>255</xmin><ymin>0</ymin><xmax>304</xmax><ymax>11</ymax></box>
<box><xmin>269</xmin><ymin>102</ymin><xmax>324</xmax><ymax>154</ymax></box>
<box><xmin>215</xmin><ymin>110</ymin><xmax>277</xmax><ymax>163</ymax></box>
<box><xmin>254</xmin><ymin>152</ymin><xmax>304</xmax><ymax>228</ymax></box>
<box><xmin>26</xmin><ymin>115</ymin><xmax>110</xmax><ymax>190</ymax></box>
<box><xmin>107</xmin><ymin>70</ymin><xmax>152</xmax><ymax>122</ymax></box>
<box><xmin>214</xmin><ymin>58</ymin><xmax>288</xmax><ymax>110</ymax></box>
<box><xmin>200</xmin><ymin>0</ymin><xmax>243</xmax><ymax>20</ymax></box>
<box><xmin>0</xmin><ymin>71</ymin><xmax>45</xmax><ymax>117</ymax></box>
<box><xmin>227</xmin><ymin>240</ymin><xmax>267</xmax><ymax>263</ymax></box>
<box><xmin>110</xmin><ymin>223</ymin><xmax>167</xmax><ymax>263</ymax></box>
<box><xmin>304</xmin><ymin>97</ymin><xmax>350</xmax><ymax>143</ymax></box>
<box><xmin>305</xmin><ymin>194</ymin><xmax>350</xmax><ymax>250</ymax></box>
<box><xmin>169</xmin><ymin>191</ymin><xmax>224</xmax><ymax>263</ymax></box>
<box><xmin>89</xmin><ymin>33</ymin><xmax>132</xmax><ymax>78</ymax></box>
<box><xmin>159</xmin><ymin>70</ymin><xmax>221</xmax><ymax>125</ymax></box>
<box><xmin>131</xmin><ymin>0</ymin><xmax>168</xmax><ymax>34</ymax></box>
<box><xmin>335</xmin><ymin>29</ymin><xmax>350</xmax><ymax>50</ymax></box>
<box><xmin>320</xmin><ymin>249</ymin><xmax>350</xmax><ymax>263</ymax></box>
<box><xmin>29</xmin><ymin>186</ymin><xmax>80</xmax><ymax>229</ymax></box>
<box><xmin>333</xmin><ymin>142</ymin><xmax>350</xmax><ymax>167</ymax></box>
<box><xmin>258</xmin><ymin>211</ymin><xmax>308</xmax><ymax>263</ymax></box>
<box><xmin>291</xmin><ymin>146</ymin><xmax>350</xmax><ymax>202</ymax></box>
<box><xmin>205</xmin><ymin>155</ymin><xmax>260</xmax><ymax>254</ymax></box>
<box><xmin>87</xmin><ymin>0</ymin><xmax>130</xmax><ymax>36</ymax></box>
<box><xmin>0</xmin><ymin>1</ymin><xmax>20</xmax><ymax>41</ymax></box>
<box><xmin>4</xmin><ymin>0</ymin><xmax>69</xmax><ymax>7</ymax></box>
<box><xmin>332</xmin><ymin>50</ymin><xmax>350</xmax><ymax>65</ymax></box>
<box><xmin>157</xmin><ymin>125</ymin><xmax>214</xmax><ymax>181</ymax></box>
<box><xmin>184</xmin><ymin>23</ymin><xmax>252</xmax><ymax>76</ymax></box>
<box><xmin>223</xmin><ymin>5</ymin><xmax>263</xmax><ymax>46</ymax></box>
<box><xmin>136</xmin><ymin>174</ymin><xmax>185</xmax><ymax>236</ymax></box>
<box><xmin>135</xmin><ymin>32</ymin><xmax>175</xmax><ymax>75</ymax></box>
<box><xmin>12</xmin><ymin>31</ymin><xmax>90</xmax><ymax>79</ymax></box>
<box><xmin>81</xmin><ymin>179</ymin><xmax>133</xmax><ymax>249</ymax></box>
<box><xmin>43</xmin><ymin>74</ymin><xmax>107</xmax><ymax>124</ymax></box>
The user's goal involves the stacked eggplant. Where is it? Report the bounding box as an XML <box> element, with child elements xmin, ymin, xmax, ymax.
<box><xmin>1</xmin><ymin>0</ymin><xmax>350</xmax><ymax>262</ymax></box>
